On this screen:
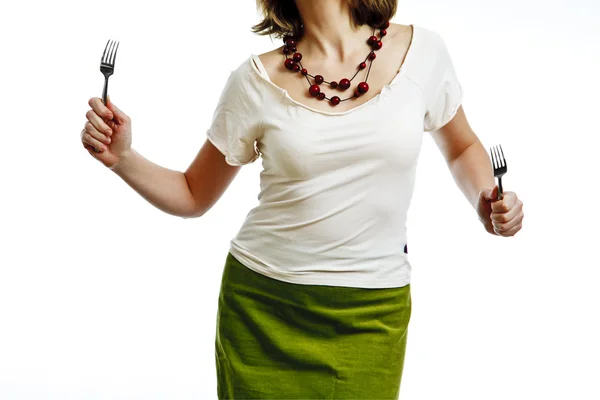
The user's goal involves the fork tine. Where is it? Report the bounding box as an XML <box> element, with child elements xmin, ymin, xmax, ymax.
<box><xmin>102</xmin><ymin>40</ymin><xmax>111</xmax><ymax>64</ymax></box>
<box><xmin>498</xmin><ymin>144</ymin><xmax>506</xmax><ymax>167</ymax></box>
<box><xmin>101</xmin><ymin>40</ymin><xmax>117</xmax><ymax>65</ymax></box>
<box><xmin>107</xmin><ymin>40</ymin><xmax>116</xmax><ymax>64</ymax></box>
<box><xmin>101</xmin><ymin>39</ymin><xmax>111</xmax><ymax>63</ymax></box>
<box><xmin>490</xmin><ymin>146</ymin><xmax>496</xmax><ymax>169</ymax></box>
<box><xmin>494</xmin><ymin>145</ymin><xmax>501</xmax><ymax>168</ymax></box>
<box><xmin>110</xmin><ymin>41</ymin><xmax>120</xmax><ymax>66</ymax></box>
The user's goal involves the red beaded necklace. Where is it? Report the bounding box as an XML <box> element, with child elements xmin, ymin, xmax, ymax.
<box><xmin>282</xmin><ymin>21</ymin><xmax>390</xmax><ymax>107</ymax></box>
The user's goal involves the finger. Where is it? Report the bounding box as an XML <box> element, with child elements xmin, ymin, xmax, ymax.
<box><xmin>106</xmin><ymin>95</ymin><xmax>128</xmax><ymax>125</ymax></box>
<box><xmin>491</xmin><ymin>191</ymin><xmax>516</xmax><ymax>213</ymax></box>
<box><xmin>89</xmin><ymin>97</ymin><xmax>114</xmax><ymax>121</ymax></box>
<box><xmin>84</xmin><ymin>122</ymin><xmax>111</xmax><ymax>145</ymax></box>
<box><xmin>481</xmin><ymin>185</ymin><xmax>498</xmax><ymax>201</ymax></box>
<box><xmin>82</xmin><ymin>131</ymin><xmax>106</xmax><ymax>152</ymax></box>
<box><xmin>83</xmin><ymin>143</ymin><xmax>99</xmax><ymax>153</ymax></box>
<box><xmin>86</xmin><ymin>109</ymin><xmax>114</xmax><ymax>137</ymax></box>
<box><xmin>80</xmin><ymin>128</ymin><xmax>100</xmax><ymax>152</ymax></box>
<box><xmin>495</xmin><ymin>221</ymin><xmax>522</xmax><ymax>237</ymax></box>
<box><xmin>493</xmin><ymin>209</ymin><xmax>524</xmax><ymax>234</ymax></box>
<box><xmin>490</xmin><ymin>198</ymin><xmax>522</xmax><ymax>223</ymax></box>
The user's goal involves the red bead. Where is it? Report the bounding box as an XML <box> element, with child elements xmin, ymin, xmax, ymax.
<box><xmin>359</xmin><ymin>62</ymin><xmax>366</xmax><ymax>69</ymax></box>
<box><xmin>368</xmin><ymin>52</ymin><xmax>376</xmax><ymax>60</ymax></box>
<box><xmin>330</xmin><ymin>96</ymin><xmax>341</xmax><ymax>106</ymax></box>
<box><xmin>283</xmin><ymin>46</ymin><xmax>290</xmax><ymax>55</ymax></box>
<box><xmin>330</xmin><ymin>81</ymin><xmax>338</xmax><ymax>89</ymax></box>
<box><xmin>289</xmin><ymin>46</ymin><xmax>297</xmax><ymax>53</ymax></box>
<box><xmin>301</xmin><ymin>68</ymin><xmax>308</xmax><ymax>75</ymax></box>
<box><xmin>354</xmin><ymin>90</ymin><xmax>360</xmax><ymax>98</ymax></box>
<box><xmin>293</xmin><ymin>52</ymin><xmax>302</xmax><ymax>62</ymax></box>
<box><xmin>339</xmin><ymin>78</ymin><xmax>351</xmax><ymax>90</ymax></box>
<box><xmin>315</xmin><ymin>75</ymin><xmax>324</xmax><ymax>84</ymax></box>
<box><xmin>286</xmin><ymin>39</ymin><xmax>297</xmax><ymax>47</ymax></box>
<box><xmin>372</xmin><ymin>40</ymin><xmax>383</xmax><ymax>50</ymax></box>
<box><xmin>284</xmin><ymin>58</ymin><xmax>295</xmax><ymax>70</ymax></box>
<box><xmin>292</xmin><ymin>64</ymin><xmax>300</xmax><ymax>72</ymax></box>
<box><xmin>317</xmin><ymin>93</ymin><xmax>326</xmax><ymax>100</ymax></box>
<box><xmin>309</xmin><ymin>84</ymin><xmax>321</xmax><ymax>97</ymax></box>
<box><xmin>368</xmin><ymin>35</ymin><xmax>378</xmax><ymax>45</ymax></box>
<box><xmin>358</xmin><ymin>82</ymin><xmax>369</xmax><ymax>94</ymax></box>
<box><xmin>380</xmin><ymin>29</ymin><xmax>387</xmax><ymax>37</ymax></box>
<box><xmin>283</xmin><ymin>35</ymin><xmax>294</xmax><ymax>44</ymax></box>
<box><xmin>382</xmin><ymin>21</ymin><xmax>390</xmax><ymax>29</ymax></box>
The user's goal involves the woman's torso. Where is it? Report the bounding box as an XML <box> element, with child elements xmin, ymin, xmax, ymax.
<box><xmin>213</xmin><ymin>24</ymin><xmax>452</xmax><ymax>288</ymax></box>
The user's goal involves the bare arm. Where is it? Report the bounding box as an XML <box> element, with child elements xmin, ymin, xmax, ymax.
<box><xmin>184</xmin><ymin>138</ymin><xmax>242</xmax><ymax>217</ymax></box>
<box><xmin>83</xmin><ymin>97</ymin><xmax>241</xmax><ymax>218</ymax></box>
<box><xmin>111</xmin><ymin>139</ymin><xmax>240</xmax><ymax>218</ymax></box>
<box><xmin>429</xmin><ymin>105</ymin><xmax>496</xmax><ymax>209</ymax></box>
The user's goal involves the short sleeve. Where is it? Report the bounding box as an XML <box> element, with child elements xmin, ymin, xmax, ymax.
<box><xmin>206</xmin><ymin>60</ymin><xmax>262</xmax><ymax>166</ymax></box>
<box><xmin>423</xmin><ymin>33</ymin><xmax>463</xmax><ymax>132</ymax></box>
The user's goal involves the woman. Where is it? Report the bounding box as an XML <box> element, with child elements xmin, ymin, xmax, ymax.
<box><xmin>80</xmin><ymin>0</ymin><xmax>524</xmax><ymax>398</ymax></box>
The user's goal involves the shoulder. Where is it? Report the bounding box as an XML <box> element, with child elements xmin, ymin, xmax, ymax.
<box><xmin>388</xmin><ymin>22</ymin><xmax>414</xmax><ymax>44</ymax></box>
<box><xmin>414</xmin><ymin>26</ymin><xmax>457</xmax><ymax>70</ymax></box>
<box><xmin>386</xmin><ymin>23</ymin><xmax>451</xmax><ymax>70</ymax></box>
<box><xmin>217</xmin><ymin>55</ymin><xmax>266</xmax><ymax>101</ymax></box>
<box><xmin>226</xmin><ymin>55</ymin><xmax>256</xmax><ymax>84</ymax></box>
<box><xmin>257</xmin><ymin>46</ymin><xmax>283</xmax><ymax>66</ymax></box>
<box><xmin>396</xmin><ymin>24</ymin><xmax>451</xmax><ymax>63</ymax></box>
<box><xmin>397</xmin><ymin>24</ymin><xmax>456</xmax><ymax>88</ymax></box>
<box><xmin>254</xmin><ymin>46</ymin><xmax>284</xmax><ymax>83</ymax></box>
<box><xmin>411</xmin><ymin>24</ymin><xmax>447</xmax><ymax>48</ymax></box>
<box><xmin>413</xmin><ymin>25</ymin><xmax>458</xmax><ymax>68</ymax></box>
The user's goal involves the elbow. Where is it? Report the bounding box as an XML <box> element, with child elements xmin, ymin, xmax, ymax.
<box><xmin>181</xmin><ymin>174</ymin><xmax>208</xmax><ymax>219</ymax></box>
<box><xmin>180</xmin><ymin>208</ymin><xmax>206</xmax><ymax>219</ymax></box>
<box><xmin>180</xmin><ymin>202</ymin><xmax>209</xmax><ymax>219</ymax></box>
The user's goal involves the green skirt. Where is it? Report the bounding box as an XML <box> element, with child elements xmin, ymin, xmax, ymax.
<box><xmin>215</xmin><ymin>252</ymin><xmax>412</xmax><ymax>399</ymax></box>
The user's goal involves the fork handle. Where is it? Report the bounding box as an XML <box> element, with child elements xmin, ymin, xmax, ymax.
<box><xmin>497</xmin><ymin>177</ymin><xmax>504</xmax><ymax>201</ymax></box>
<box><xmin>102</xmin><ymin>76</ymin><xmax>109</xmax><ymax>105</ymax></box>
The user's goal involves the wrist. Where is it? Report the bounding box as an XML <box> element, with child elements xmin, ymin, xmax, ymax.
<box><xmin>109</xmin><ymin>148</ymin><xmax>135</xmax><ymax>174</ymax></box>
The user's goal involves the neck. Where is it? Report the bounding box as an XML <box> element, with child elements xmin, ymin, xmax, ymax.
<box><xmin>295</xmin><ymin>0</ymin><xmax>372</xmax><ymax>61</ymax></box>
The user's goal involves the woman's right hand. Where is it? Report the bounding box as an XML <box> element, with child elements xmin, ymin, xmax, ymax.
<box><xmin>81</xmin><ymin>96</ymin><xmax>132</xmax><ymax>169</ymax></box>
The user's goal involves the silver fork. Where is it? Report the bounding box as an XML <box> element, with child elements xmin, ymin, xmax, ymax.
<box><xmin>100</xmin><ymin>39</ymin><xmax>120</xmax><ymax>106</ymax></box>
<box><xmin>489</xmin><ymin>144</ymin><xmax>507</xmax><ymax>201</ymax></box>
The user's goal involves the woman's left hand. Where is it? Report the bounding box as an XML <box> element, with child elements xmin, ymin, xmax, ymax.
<box><xmin>476</xmin><ymin>186</ymin><xmax>524</xmax><ymax>236</ymax></box>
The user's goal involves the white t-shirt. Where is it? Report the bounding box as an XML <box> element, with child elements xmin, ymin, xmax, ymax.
<box><xmin>206</xmin><ymin>24</ymin><xmax>463</xmax><ymax>288</ymax></box>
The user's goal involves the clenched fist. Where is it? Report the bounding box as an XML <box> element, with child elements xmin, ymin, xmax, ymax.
<box><xmin>476</xmin><ymin>185</ymin><xmax>524</xmax><ymax>237</ymax></box>
<box><xmin>81</xmin><ymin>95</ymin><xmax>132</xmax><ymax>169</ymax></box>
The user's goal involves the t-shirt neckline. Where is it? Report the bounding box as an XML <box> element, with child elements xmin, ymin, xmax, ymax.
<box><xmin>249</xmin><ymin>24</ymin><xmax>418</xmax><ymax>117</ymax></box>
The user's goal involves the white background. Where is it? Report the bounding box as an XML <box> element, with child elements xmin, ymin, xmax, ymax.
<box><xmin>1</xmin><ymin>0</ymin><xmax>598</xmax><ymax>399</ymax></box>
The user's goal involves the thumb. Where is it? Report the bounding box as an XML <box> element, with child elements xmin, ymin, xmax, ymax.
<box><xmin>105</xmin><ymin>95</ymin><xmax>125</xmax><ymax>123</ymax></box>
<box><xmin>481</xmin><ymin>185</ymin><xmax>499</xmax><ymax>201</ymax></box>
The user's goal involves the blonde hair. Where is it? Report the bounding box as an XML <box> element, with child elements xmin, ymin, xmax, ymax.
<box><xmin>252</xmin><ymin>0</ymin><xmax>398</xmax><ymax>39</ymax></box>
